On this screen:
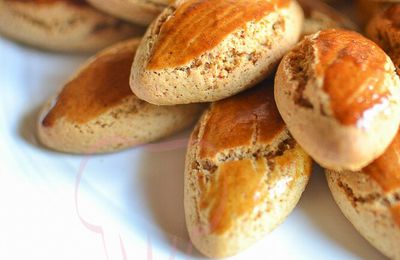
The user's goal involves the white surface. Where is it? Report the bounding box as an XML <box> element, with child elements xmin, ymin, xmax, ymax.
<box><xmin>0</xmin><ymin>36</ymin><xmax>387</xmax><ymax>260</ymax></box>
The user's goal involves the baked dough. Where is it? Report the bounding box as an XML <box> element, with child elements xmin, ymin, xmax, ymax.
<box><xmin>37</xmin><ymin>39</ymin><xmax>204</xmax><ymax>153</ymax></box>
<box><xmin>184</xmin><ymin>82</ymin><xmax>312</xmax><ymax>257</ymax></box>
<box><xmin>326</xmin><ymin>129</ymin><xmax>400</xmax><ymax>259</ymax></box>
<box><xmin>0</xmin><ymin>0</ymin><xmax>144</xmax><ymax>52</ymax></box>
<box><xmin>131</xmin><ymin>0</ymin><xmax>304</xmax><ymax>105</ymax></box>
<box><xmin>275</xmin><ymin>29</ymin><xmax>400</xmax><ymax>171</ymax></box>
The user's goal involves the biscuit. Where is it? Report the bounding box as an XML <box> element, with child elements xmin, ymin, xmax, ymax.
<box><xmin>275</xmin><ymin>29</ymin><xmax>400</xmax><ymax>171</ymax></box>
<box><xmin>0</xmin><ymin>0</ymin><xmax>144</xmax><ymax>52</ymax></box>
<box><xmin>37</xmin><ymin>39</ymin><xmax>204</xmax><ymax>153</ymax></box>
<box><xmin>184</xmin><ymin>82</ymin><xmax>312</xmax><ymax>257</ymax></box>
<box><xmin>326</xmin><ymin>130</ymin><xmax>400</xmax><ymax>259</ymax></box>
<box><xmin>131</xmin><ymin>0</ymin><xmax>304</xmax><ymax>105</ymax></box>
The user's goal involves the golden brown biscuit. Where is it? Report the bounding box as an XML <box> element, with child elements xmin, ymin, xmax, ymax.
<box><xmin>0</xmin><ymin>0</ymin><xmax>144</xmax><ymax>52</ymax></box>
<box><xmin>366</xmin><ymin>3</ymin><xmax>400</xmax><ymax>75</ymax></box>
<box><xmin>86</xmin><ymin>0</ymin><xmax>169</xmax><ymax>25</ymax></box>
<box><xmin>131</xmin><ymin>0</ymin><xmax>304</xmax><ymax>105</ymax></box>
<box><xmin>326</xmin><ymin>129</ymin><xmax>400</xmax><ymax>259</ymax></box>
<box><xmin>275</xmin><ymin>29</ymin><xmax>400</xmax><ymax>171</ymax></box>
<box><xmin>37</xmin><ymin>39</ymin><xmax>204</xmax><ymax>154</ymax></box>
<box><xmin>184</xmin><ymin>83</ymin><xmax>312</xmax><ymax>257</ymax></box>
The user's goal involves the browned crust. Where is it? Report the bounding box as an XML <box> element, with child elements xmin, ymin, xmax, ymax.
<box><xmin>147</xmin><ymin>0</ymin><xmax>291</xmax><ymax>70</ymax></box>
<box><xmin>197</xmin><ymin>83</ymin><xmax>286</xmax><ymax>160</ymax></box>
<box><xmin>42</xmin><ymin>40</ymin><xmax>138</xmax><ymax>127</ymax></box>
<box><xmin>275</xmin><ymin>29</ymin><xmax>400</xmax><ymax>171</ymax></box>
<box><xmin>184</xmin><ymin>81</ymin><xmax>312</xmax><ymax>257</ymax></box>
<box><xmin>314</xmin><ymin>29</ymin><xmax>389</xmax><ymax>125</ymax></box>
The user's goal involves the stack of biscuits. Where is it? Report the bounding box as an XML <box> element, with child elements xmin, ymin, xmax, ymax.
<box><xmin>2</xmin><ymin>0</ymin><xmax>400</xmax><ymax>258</ymax></box>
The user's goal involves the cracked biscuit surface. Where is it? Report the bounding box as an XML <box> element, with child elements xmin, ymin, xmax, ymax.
<box><xmin>275</xmin><ymin>29</ymin><xmax>400</xmax><ymax>171</ymax></box>
<box><xmin>37</xmin><ymin>39</ymin><xmax>204</xmax><ymax>154</ymax></box>
<box><xmin>184</xmin><ymin>82</ymin><xmax>312</xmax><ymax>258</ymax></box>
<box><xmin>326</xmin><ymin>130</ymin><xmax>400</xmax><ymax>259</ymax></box>
<box><xmin>131</xmin><ymin>0</ymin><xmax>304</xmax><ymax>105</ymax></box>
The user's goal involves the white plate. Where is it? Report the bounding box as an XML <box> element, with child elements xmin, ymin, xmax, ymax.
<box><xmin>0</xmin><ymin>36</ymin><xmax>386</xmax><ymax>260</ymax></box>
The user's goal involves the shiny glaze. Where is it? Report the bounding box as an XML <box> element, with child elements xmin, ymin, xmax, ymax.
<box><xmin>198</xmin><ymin>146</ymin><xmax>307</xmax><ymax>235</ymax></box>
<box><xmin>315</xmin><ymin>29</ymin><xmax>389</xmax><ymax>125</ymax></box>
<box><xmin>199</xmin><ymin>84</ymin><xmax>285</xmax><ymax>159</ymax></box>
<box><xmin>199</xmin><ymin>159</ymin><xmax>267</xmax><ymax>234</ymax></box>
<box><xmin>364</xmin><ymin>130</ymin><xmax>400</xmax><ymax>226</ymax></box>
<box><xmin>9</xmin><ymin>0</ymin><xmax>86</xmax><ymax>5</ymax></box>
<box><xmin>194</xmin><ymin>83</ymin><xmax>310</xmax><ymax>234</ymax></box>
<box><xmin>42</xmin><ymin>47</ymin><xmax>134</xmax><ymax>127</ymax></box>
<box><xmin>147</xmin><ymin>0</ymin><xmax>290</xmax><ymax>69</ymax></box>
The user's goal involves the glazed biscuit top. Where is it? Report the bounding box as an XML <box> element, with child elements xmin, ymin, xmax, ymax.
<box><xmin>147</xmin><ymin>0</ymin><xmax>291</xmax><ymax>70</ymax></box>
<box><xmin>198</xmin><ymin>84</ymin><xmax>286</xmax><ymax>159</ymax></box>
<box><xmin>42</xmin><ymin>45</ymin><xmax>135</xmax><ymax>127</ymax></box>
<box><xmin>8</xmin><ymin>0</ymin><xmax>86</xmax><ymax>5</ymax></box>
<box><xmin>197</xmin><ymin>148</ymin><xmax>304</xmax><ymax>235</ymax></box>
<box><xmin>314</xmin><ymin>29</ymin><xmax>389</xmax><ymax>126</ymax></box>
<box><xmin>192</xmin><ymin>84</ymin><xmax>310</xmax><ymax>235</ymax></box>
<box><xmin>197</xmin><ymin>158</ymin><xmax>269</xmax><ymax>235</ymax></box>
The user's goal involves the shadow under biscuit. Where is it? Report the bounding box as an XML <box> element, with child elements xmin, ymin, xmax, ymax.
<box><xmin>298</xmin><ymin>164</ymin><xmax>385</xmax><ymax>260</ymax></box>
<box><xmin>19</xmin><ymin>104</ymin><xmax>42</xmax><ymax>148</ymax></box>
<box><xmin>137</xmin><ymin>132</ymin><xmax>204</xmax><ymax>258</ymax></box>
